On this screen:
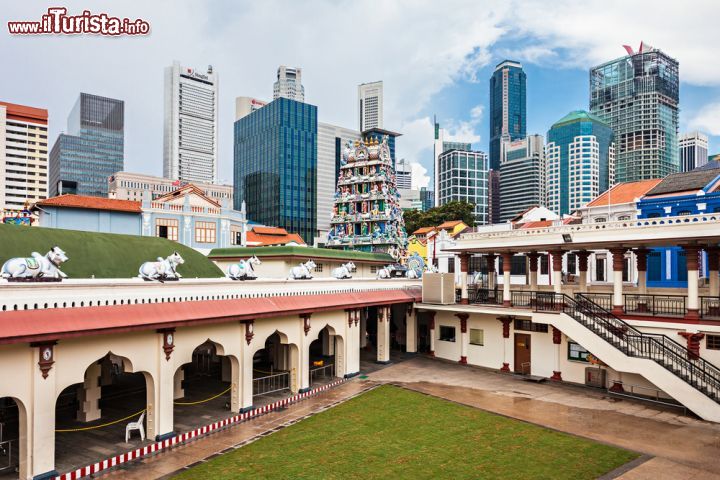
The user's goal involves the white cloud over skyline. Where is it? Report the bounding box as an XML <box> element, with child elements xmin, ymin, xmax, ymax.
<box><xmin>2</xmin><ymin>0</ymin><xmax>719</xmax><ymax>188</ymax></box>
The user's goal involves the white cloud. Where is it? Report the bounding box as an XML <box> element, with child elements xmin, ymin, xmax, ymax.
<box><xmin>689</xmin><ymin>102</ymin><xmax>720</xmax><ymax>136</ymax></box>
<box><xmin>470</xmin><ymin>104</ymin><xmax>484</xmax><ymax>120</ymax></box>
<box><xmin>411</xmin><ymin>162</ymin><xmax>430</xmax><ymax>189</ymax></box>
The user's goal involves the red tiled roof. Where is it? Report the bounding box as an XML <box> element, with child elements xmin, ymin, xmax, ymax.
<box><xmin>0</xmin><ymin>289</ymin><xmax>421</xmax><ymax>344</ymax></box>
<box><xmin>0</xmin><ymin>101</ymin><xmax>48</xmax><ymax>124</ymax></box>
<box><xmin>36</xmin><ymin>194</ymin><xmax>141</xmax><ymax>213</ymax></box>
<box><xmin>520</xmin><ymin>220</ymin><xmax>553</xmax><ymax>229</ymax></box>
<box><xmin>246</xmin><ymin>227</ymin><xmax>306</xmax><ymax>246</ymax></box>
<box><xmin>586</xmin><ymin>179</ymin><xmax>663</xmax><ymax>207</ymax></box>
<box><xmin>437</xmin><ymin>220</ymin><xmax>464</xmax><ymax>229</ymax></box>
<box><xmin>413</xmin><ymin>226</ymin><xmax>436</xmax><ymax>235</ymax></box>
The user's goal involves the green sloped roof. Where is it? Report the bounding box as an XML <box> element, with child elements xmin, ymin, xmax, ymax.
<box><xmin>552</xmin><ymin>110</ymin><xmax>607</xmax><ymax>128</ymax></box>
<box><xmin>208</xmin><ymin>246</ymin><xmax>394</xmax><ymax>263</ymax></box>
<box><xmin>0</xmin><ymin>224</ymin><xmax>223</xmax><ymax>279</ymax></box>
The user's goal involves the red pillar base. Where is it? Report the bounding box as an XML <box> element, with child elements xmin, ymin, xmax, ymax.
<box><xmin>550</xmin><ymin>371</ymin><xmax>562</xmax><ymax>381</ymax></box>
<box><xmin>609</xmin><ymin>381</ymin><xmax>624</xmax><ymax>393</ymax></box>
<box><xmin>685</xmin><ymin>309</ymin><xmax>700</xmax><ymax>321</ymax></box>
<box><xmin>500</xmin><ymin>362</ymin><xmax>510</xmax><ymax>372</ymax></box>
<box><xmin>611</xmin><ymin>306</ymin><xmax>624</xmax><ymax>316</ymax></box>
<box><xmin>502</xmin><ymin>300</ymin><xmax>512</xmax><ymax>307</ymax></box>
<box><xmin>459</xmin><ymin>356</ymin><xmax>467</xmax><ymax>364</ymax></box>
<box><xmin>460</xmin><ymin>298</ymin><xmax>469</xmax><ymax>305</ymax></box>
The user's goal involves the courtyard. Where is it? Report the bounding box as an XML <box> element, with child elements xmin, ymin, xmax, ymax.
<box><xmin>172</xmin><ymin>384</ymin><xmax>638</xmax><ymax>479</ymax></box>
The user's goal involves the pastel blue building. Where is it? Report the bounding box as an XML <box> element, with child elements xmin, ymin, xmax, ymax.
<box><xmin>489</xmin><ymin>60</ymin><xmax>526</xmax><ymax>170</ymax></box>
<box><xmin>35</xmin><ymin>185</ymin><xmax>247</xmax><ymax>252</ymax></box>
<box><xmin>637</xmin><ymin>168</ymin><xmax>720</xmax><ymax>287</ymax></box>
<box><xmin>233</xmin><ymin>97</ymin><xmax>317</xmax><ymax>244</ymax></box>
<box><xmin>49</xmin><ymin>93</ymin><xmax>124</xmax><ymax>197</ymax></box>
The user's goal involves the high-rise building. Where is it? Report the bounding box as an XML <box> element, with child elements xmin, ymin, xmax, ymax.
<box><xmin>163</xmin><ymin>61</ymin><xmax>219</xmax><ymax>184</ymax></box>
<box><xmin>108</xmin><ymin>172</ymin><xmax>232</xmax><ymax>204</ymax></box>
<box><xmin>499</xmin><ymin>134</ymin><xmax>545</xmax><ymax>222</ymax></box>
<box><xmin>317</xmin><ymin>122</ymin><xmax>361</xmax><ymax>241</ymax></box>
<box><xmin>234</xmin><ymin>97</ymin><xmax>317</xmax><ymax>243</ymax></box>
<box><xmin>363</xmin><ymin>127</ymin><xmax>401</xmax><ymax>166</ymax></box>
<box><xmin>235</xmin><ymin>96</ymin><xmax>267</xmax><ymax>121</ymax></box>
<box><xmin>432</xmin><ymin>118</ymin><xmax>471</xmax><ymax>205</ymax></box>
<box><xmin>0</xmin><ymin>101</ymin><xmax>48</xmax><ymax>212</ymax></box>
<box><xmin>679</xmin><ymin>131</ymin><xmax>709</xmax><ymax>172</ymax></box>
<box><xmin>489</xmin><ymin>60</ymin><xmax>526</xmax><ymax>170</ymax></box>
<box><xmin>420</xmin><ymin>187</ymin><xmax>434</xmax><ymax>211</ymax></box>
<box><xmin>546</xmin><ymin>111</ymin><xmax>615</xmax><ymax>216</ymax></box>
<box><xmin>273</xmin><ymin>66</ymin><xmax>305</xmax><ymax>102</ymax></box>
<box><xmin>49</xmin><ymin>93</ymin><xmax>124</xmax><ymax>197</ymax></box>
<box><xmin>438</xmin><ymin>149</ymin><xmax>489</xmax><ymax>225</ymax></box>
<box><xmin>395</xmin><ymin>158</ymin><xmax>412</xmax><ymax>190</ymax></box>
<box><xmin>590</xmin><ymin>45</ymin><xmax>679</xmax><ymax>182</ymax></box>
<box><xmin>358</xmin><ymin>81</ymin><xmax>383</xmax><ymax>132</ymax></box>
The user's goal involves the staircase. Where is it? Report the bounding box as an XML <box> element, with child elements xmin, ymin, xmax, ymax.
<box><xmin>532</xmin><ymin>292</ymin><xmax>720</xmax><ymax>421</ymax></box>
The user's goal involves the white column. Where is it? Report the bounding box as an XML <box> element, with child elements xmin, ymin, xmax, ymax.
<box><xmin>610</xmin><ymin>248</ymin><xmax>625</xmax><ymax>315</ymax></box>
<box><xmin>502</xmin><ymin>253</ymin><xmax>513</xmax><ymax>306</ymax></box>
<box><xmin>239</xmin><ymin>325</ymin><xmax>255</xmax><ymax>412</ymax></box>
<box><xmin>345</xmin><ymin>309</ymin><xmax>361</xmax><ymax>377</ymax></box>
<box><xmin>30</xmin><ymin>345</ymin><xmax>57</xmax><ymax>479</ymax></box>
<box><xmin>406</xmin><ymin>307</ymin><xmax>417</xmax><ymax>353</ymax></box>
<box><xmin>686</xmin><ymin>246</ymin><xmax>701</xmax><ymax>320</ymax></box>
<box><xmin>429</xmin><ymin>312</ymin><xmax>436</xmax><ymax>356</ymax></box>
<box><xmin>551</xmin><ymin>251</ymin><xmax>563</xmax><ymax>294</ymax></box>
<box><xmin>377</xmin><ymin>307</ymin><xmax>391</xmax><ymax>363</ymax></box>
<box><xmin>458</xmin><ymin>314</ymin><xmax>468</xmax><ymax>364</ymax></box>
<box><xmin>299</xmin><ymin>315</ymin><xmax>311</xmax><ymax>392</ymax></box>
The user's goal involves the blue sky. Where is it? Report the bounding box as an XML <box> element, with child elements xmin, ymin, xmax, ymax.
<box><xmin>2</xmin><ymin>1</ymin><xmax>720</xmax><ymax>189</ymax></box>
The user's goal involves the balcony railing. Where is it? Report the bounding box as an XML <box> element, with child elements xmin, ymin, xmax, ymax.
<box><xmin>624</xmin><ymin>294</ymin><xmax>686</xmax><ymax>317</ymax></box>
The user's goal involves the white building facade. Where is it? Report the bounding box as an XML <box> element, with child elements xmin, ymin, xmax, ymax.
<box><xmin>108</xmin><ymin>171</ymin><xmax>233</xmax><ymax>204</ymax></box>
<box><xmin>679</xmin><ymin>131</ymin><xmax>709</xmax><ymax>172</ymax></box>
<box><xmin>273</xmin><ymin>66</ymin><xmax>305</xmax><ymax>102</ymax></box>
<box><xmin>395</xmin><ymin>158</ymin><xmax>412</xmax><ymax>189</ymax></box>
<box><xmin>438</xmin><ymin>149</ymin><xmax>489</xmax><ymax>225</ymax></box>
<box><xmin>0</xmin><ymin>101</ymin><xmax>48</xmax><ymax>212</ymax></box>
<box><xmin>499</xmin><ymin>134</ymin><xmax>545</xmax><ymax>222</ymax></box>
<box><xmin>235</xmin><ymin>96</ymin><xmax>267</xmax><ymax>121</ymax></box>
<box><xmin>358</xmin><ymin>81</ymin><xmax>383</xmax><ymax>132</ymax></box>
<box><xmin>163</xmin><ymin>61</ymin><xmax>219</xmax><ymax>184</ymax></box>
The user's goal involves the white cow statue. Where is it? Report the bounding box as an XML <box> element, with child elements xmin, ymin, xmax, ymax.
<box><xmin>227</xmin><ymin>255</ymin><xmax>261</xmax><ymax>280</ymax></box>
<box><xmin>406</xmin><ymin>268</ymin><xmax>419</xmax><ymax>279</ymax></box>
<box><xmin>138</xmin><ymin>252</ymin><xmax>184</xmax><ymax>281</ymax></box>
<box><xmin>1</xmin><ymin>247</ymin><xmax>69</xmax><ymax>280</ymax></box>
<box><xmin>376</xmin><ymin>265</ymin><xmax>394</xmax><ymax>279</ymax></box>
<box><xmin>288</xmin><ymin>259</ymin><xmax>316</xmax><ymax>280</ymax></box>
<box><xmin>331</xmin><ymin>261</ymin><xmax>355</xmax><ymax>279</ymax></box>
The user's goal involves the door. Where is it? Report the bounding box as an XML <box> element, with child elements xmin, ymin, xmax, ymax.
<box><xmin>514</xmin><ymin>333</ymin><xmax>531</xmax><ymax>374</ymax></box>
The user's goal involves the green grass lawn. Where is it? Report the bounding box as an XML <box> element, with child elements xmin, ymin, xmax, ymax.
<box><xmin>173</xmin><ymin>385</ymin><xmax>638</xmax><ymax>480</ymax></box>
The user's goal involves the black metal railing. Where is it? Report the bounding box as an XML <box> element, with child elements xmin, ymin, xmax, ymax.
<box><xmin>700</xmin><ymin>296</ymin><xmax>720</xmax><ymax>319</ymax></box>
<box><xmin>579</xmin><ymin>292</ymin><xmax>613</xmax><ymax>311</ymax></box>
<box><xmin>471</xmin><ymin>287</ymin><xmax>502</xmax><ymax>305</ymax></box>
<box><xmin>535</xmin><ymin>293</ymin><xmax>720</xmax><ymax>404</ymax></box>
<box><xmin>624</xmin><ymin>294</ymin><xmax>686</xmax><ymax>317</ymax></box>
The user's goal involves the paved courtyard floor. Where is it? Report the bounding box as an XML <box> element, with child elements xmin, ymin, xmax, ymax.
<box><xmin>48</xmin><ymin>354</ymin><xmax>720</xmax><ymax>479</ymax></box>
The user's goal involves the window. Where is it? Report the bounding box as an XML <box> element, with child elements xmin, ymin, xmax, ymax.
<box><xmin>469</xmin><ymin>328</ymin><xmax>484</xmax><ymax>346</ymax></box>
<box><xmin>370</xmin><ymin>265</ymin><xmax>378</xmax><ymax>273</ymax></box>
<box><xmin>594</xmin><ymin>217</ymin><xmax>607</xmax><ymax>223</ymax></box>
<box><xmin>439</xmin><ymin>326</ymin><xmax>456</xmax><ymax>342</ymax></box>
<box><xmin>195</xmin><ymin>221</ymin><xmax>217</xmax><ymax>243</ymax></box>
<box><xmin>155</xmin><ymin>218</ymin><xmax>178</xmax><ymax>241</ymax></box>
<box><xmin>617</xmin><ymin>215</ymin><xmax>630</xmax><ymax>221</ymax></box>
<box><xmin>540</xmin><ymin>255</ymin><xmax>549</xmax><ymax>275</ymax></box>
<box><xmin>231</xmin><ymin>227</ymin><xmax>243</xmax><ymax>245</ymax></box>
<box><xmin>447</xmin><ymin>259</ymin><xmax>455</xmax><ymax>273</ymax></box>
<box><xmin>707</xmin><ymin>335</ymin><xmax>720</xmax><ymax>350</ymax></box>
<box><xmin>678</xmin><ymin>210</ymin><xmax>691</xmax><ymax>216</ymax></box>
<box><xmin>514</xmin><ymin>319</ymin><xmax>548</xmax><ymax>333</ymax></box>
<box><xmin>568</xmin><ymin>340</ymin><xmax>590</xmax><ymax>362</ymax></box>
<box><xmin>567</xmin><ymin>254</ymin><xmax>577</xmax><ymax>275</ymax></box>
<box><xmin>315</xmin><ymin>263</ymin><xmax>324</xmax><ymax>272</ymax></box>
<box><xmin>595</xmin><ymin>257</ymin><xmax>606</xmax><ymax>282</ymax></box>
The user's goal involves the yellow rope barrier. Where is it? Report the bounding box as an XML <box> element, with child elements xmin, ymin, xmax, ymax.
<box><xmin>55</xmin><ymin>409</ymin><xmax>146</xmax><ymax>433</ymax></box>
<box><xmin>173</xmin><ymin>386</ymin><xmax>232</xmax><ymax>406</ymax></box>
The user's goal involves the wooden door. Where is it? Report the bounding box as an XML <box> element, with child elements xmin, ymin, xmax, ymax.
<box><xmin>514</xmin><ymin>333</ymin><xmax>531</xmax><ymax>374</ymax></box>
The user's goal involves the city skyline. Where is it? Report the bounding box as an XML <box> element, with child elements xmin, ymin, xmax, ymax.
<box><xmin>2</xmin><ymin>1</ymin><xmax>720</xmax><ymax>190</ymax></box>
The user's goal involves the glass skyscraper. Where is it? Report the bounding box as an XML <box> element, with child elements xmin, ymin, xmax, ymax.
<box><xmin>49</xmin><ymin>93</ymin><xmax>124</xmax><ymax>197</ymax></box>
<box><xmin>438</xmin><ymin>149</ymin><xmax>489</xmax><ymax>225</ymax></box>
<box><xmin>546</xmin><ymin>111</ymin><xmax>614</xmax><ymax>216</ymax></box>
<box><xmin>233</xmin><ymin>97</ymin><xmax>317</xmax><ymax>243</ymax></box>
<box><xmin>489</xmin><ymin>60</ymin><xmax>526</xmax><ymax>170</ymax></box>
<box><xmin>590</xmin><ymin>47</ymin><xmax>679</xmax><ymax>182</ymax></box>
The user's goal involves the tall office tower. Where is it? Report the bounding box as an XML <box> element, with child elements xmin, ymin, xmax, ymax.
<box><xmin>234</xmin><ymin>97</ymin><xmax>317</xmax><ymax>243</ymax></box>
<box><xmin>432</xmin><ymin>118</ymin><xmax>471</xmax><ymax>205</ymax></box>
<box><xmin>679</xmin><ymin>131</ymin><xmax>709</xmax><ymax>172</ymax></box>
<box><xmin>316</xmin><ymin>122</ymin><xmax>361</xmax><ymax>241</ymax></box>
<box><xmin>273</xmin><ymin>66</ymin><xmax>305</xmax><ymax>102</ymax></box>
<box><xmin>420</xmin><ymin>187</ymin><xmax>434</xmax><ymax>211</ymax></box>
<box><xmin>235</xmin><ymin>96</ymin><xmax>267</xmax><ymax>121</ymax></box>
<box><xmin>590</xmin><ymin>44</ymin><xmax>679</xmax><ymax>182</ymax></box>
<box><xmin>0</xmin><ymin>101</ymin><xmax>48</xmax><ymax>212</ymax></box>
<box><xmin>395</xmin><ymin>158</ymin><xmax>412</xmax><ymax>189</ymax></box>
<box><xmin>438</xmin><ymin>149</ymin><xmax>489</xmax><ymax>225</ymax></box>
<box><xmin>49</xmin><ymin>93</ymin><xmax>124</xmax><ymax>197</ymax></box>
<box><xmin>163</xmin><ymin>61</ymin><xmax>219</xmax><ymax>184</ymax></box>
<box><xmin>358</xmin><ymin>81</ymin><xmax>383</xmax><ymax>132</ymax></box>
<box><xmin>546</xmin><ymin>111</ymin><xmax>615</xmax><ymax>216</ymax></box>
<box><xmin>489</xmin><ymin>60</ymin><xmax>526</xmax><ymax>170</ymax></box>
<box><xmin>499</xmin><ymin>134</ymin><xmax>545</xmax><ymax>222</ymax></box>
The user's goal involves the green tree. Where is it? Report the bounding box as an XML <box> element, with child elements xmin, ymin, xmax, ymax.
<box><xmin>404</xmin><ymin>201</ymin><xmax>475</xmax><ymax>235</ymax></box>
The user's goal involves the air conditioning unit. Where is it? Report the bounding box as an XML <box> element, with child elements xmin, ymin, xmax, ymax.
<box><xmin>422</xmin><ymin>273</ymin><xmax>456</xmax><ymax>304</ymax></box>
<box><xmin>585</xmin><ymin>367</ymin><xmax>607</xmax><ymax>388</ymax></box>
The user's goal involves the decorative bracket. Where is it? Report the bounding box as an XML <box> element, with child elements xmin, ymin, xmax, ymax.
<box><xmin>31</xmin><ymin>341</ymin><xmax>57</xmax><ymax>379</ymax></box>
<box><xmin>244</xmin><ymin>320</ymin><xmax>255</xmax><ymax>345</ymax></box>
<box><xmin>300</xmin><ymin>314</ymin><xmax>312</xmax><ymax>335</ymax></box>
<box><xmin>158</xmin><ymin>328</ymin><xmax>176</xmax><ymax>361</ymax></box>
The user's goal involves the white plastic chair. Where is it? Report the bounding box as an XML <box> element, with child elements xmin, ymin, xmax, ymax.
<box><xmin>125</xmin><ymin>411</ymin><xmax>145</xmax><ymax>443</ymax></box>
